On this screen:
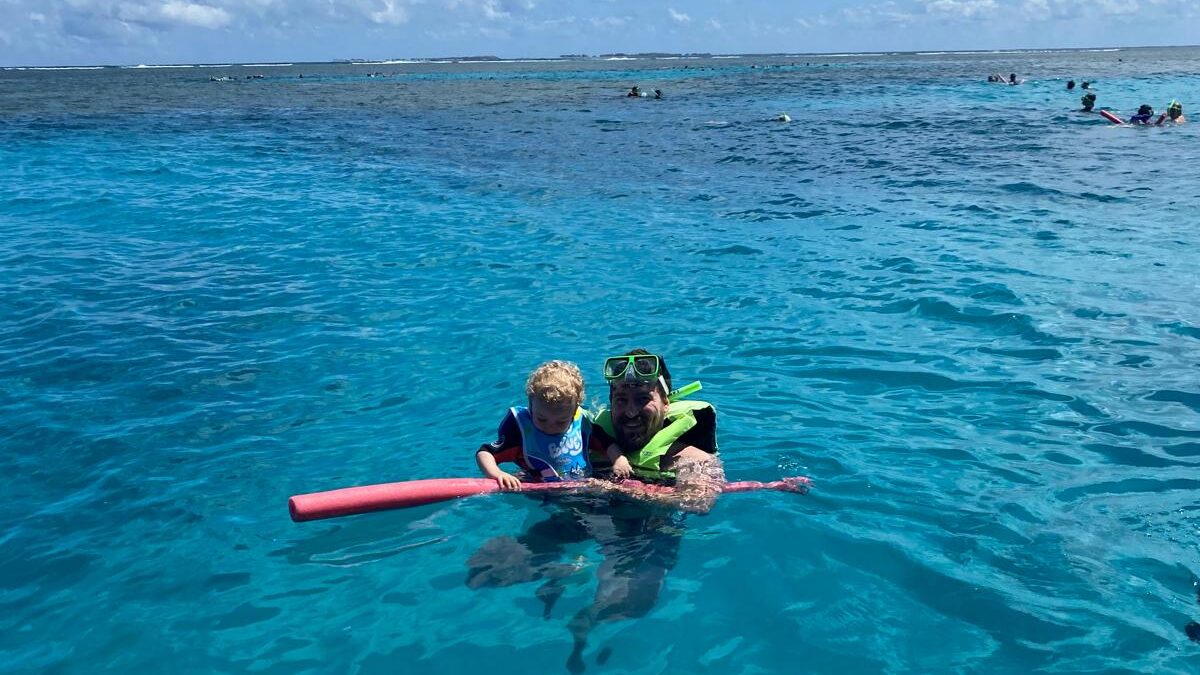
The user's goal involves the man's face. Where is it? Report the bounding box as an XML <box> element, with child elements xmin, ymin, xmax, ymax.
<box><xmin>610</xmin><ymin>382</ymin><xmax>668</xmax><ymax>452</ymax></box>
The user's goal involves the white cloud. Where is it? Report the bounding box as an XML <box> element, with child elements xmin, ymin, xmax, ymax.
<box><xmin>1094</xmin><ymin>0</ymin><xmax>1138</xmax><ymax>12</ymax></box>
<box><xmin>1020</xmin><ymin>0</ymin><xmax>1052</xmax><ymax>19</ymax></box>
<box><xmin>921</xmin><ymin>0</ymin><xmax>999</xmax><ymax>19</ymax></box>
<box><xmin>590</xmin><ymin>15</ymin><xmax>628</xmax><ymax>28</ymax></box>
<box><xmin>445</xmin><ymin>0</ymin><xmax>536</xmax><ymax>20</ymax></box>
<box><xmin>1015</xmin><ymin>0</ymin><xmax>1145</xmax><ymax>20</ymax></box>
<box><xmin>838</xmin><ymin>1</ymin><xmax>914</xmax><ymax>27</ymax></box>
<box><xmin>160</xmin><ymin>2</ymin><xmax>232</xmax><ymax>29</ymax></box>
<box><xmin>480</xmin><ymin>0</ymin><xmax>509</xmax><ymax>19</ymax></box>
<box><xmin>368</xmin><ymin>0</ymin><xmax>408</xmax><ymax>24</ymax></box>
<box><xmin>531</xmin><ymin>15</ymin><xmax>575</xmax><ymax>29</ymax></box>
<box><xmin>668</xmin><ymin>7</ymin><xmax>691</xmax><ymax>24</ymax></box>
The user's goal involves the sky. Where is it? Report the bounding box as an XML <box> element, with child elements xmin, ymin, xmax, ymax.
<box><xmin>1</xmin><ymin>0</ymin><xmax>1198</xmax><ymax>67</ymax></box>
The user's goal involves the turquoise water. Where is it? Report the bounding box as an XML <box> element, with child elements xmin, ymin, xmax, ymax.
<box><xmin>3</xmin><ymin>47</ymin><xmax>1200</xmax><ymax>673</ymax></box>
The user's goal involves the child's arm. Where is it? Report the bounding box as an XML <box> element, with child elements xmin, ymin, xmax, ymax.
<box><xmin>606</xmin><ymin>443</ymin><xmax>633</xmax><ymax>479</ymax></box>
<box><xmin>476</xmin><ymin>447</ymin><xmax>523</xmax><ymax>491</ymax></box>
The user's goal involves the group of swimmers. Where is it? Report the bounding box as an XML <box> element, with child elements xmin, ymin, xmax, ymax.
<box><xmin>1072</xmin><ymin>80</ymin><xmax>1187</xmax><ymax>124</ymax></box>
<box><xmin>209</xmin><ymin>74</ymin><xmax>264</xmax><ymax>81</ymax></box>
<box><xmin>626</xmin><ymin>86</ymin><xmax>664</xmax><ymax>99</ymax></box>
<box><xmin>1125</xmin><ymin>101</ymin><xmax>1187</xmax><ymax>125</ymax></box>
<box><xmin>471</xmin><ymin>353</ymin><xmax>722</xmax><ymax>672</ymax></box>
<box><xmin>985</xmin><ymin>74</ymin><xmax>1187</xmax><ymax>125</ymax></box>
<box><xmin>987</xmin><ymin>73</ymin><xmax>1022</xmax><ymax>85</ymax></box>
<box><xmin>475</xmin><ymin>355</ymin><xmax>717</xmax><ymax>499</ymax></box>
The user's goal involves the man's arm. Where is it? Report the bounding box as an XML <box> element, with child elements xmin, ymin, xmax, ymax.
<box><xmin>589</xmin><ymin>444</ymin><xmax>724</xmax><ymax>514</ymax></box>
<box><xmin>662</xmin><ymin>445</ymin><xmax>724</xmax><ymax>514</ymax></box>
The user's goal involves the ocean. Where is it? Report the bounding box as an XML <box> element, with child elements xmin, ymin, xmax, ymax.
<box><xmin>2</xmin><ymin>47</ymin><xmax>1199</xmax><ymax>673</ymax></box>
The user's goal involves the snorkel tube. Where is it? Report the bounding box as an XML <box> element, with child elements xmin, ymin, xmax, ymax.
<box><xmin>668</xmin><ymin>380</ymin><xmax>702</xmax><ymax>402</ymax></box>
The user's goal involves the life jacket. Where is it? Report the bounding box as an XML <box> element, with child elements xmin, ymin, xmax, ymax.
<box><xmin>594</xmin><ymin>399</ymin><xmax>718</xmax><ymax>481</ymax></box>
<box><xmin>509</xmin><ymin>406</ymin><xmax>592</xmax><ymax>481</ymax></box>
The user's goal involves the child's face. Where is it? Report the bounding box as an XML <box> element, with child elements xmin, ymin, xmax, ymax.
<box><xmin>529</xmin><ymin>398</ymin><xmax>576</xmax><ymax>435</ymax></box>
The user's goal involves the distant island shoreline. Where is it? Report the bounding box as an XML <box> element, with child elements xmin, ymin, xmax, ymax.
<box><xmin>7</xmin><ymin>44</ymin><xmax>1200</xmax><ymax>70</ymax></box>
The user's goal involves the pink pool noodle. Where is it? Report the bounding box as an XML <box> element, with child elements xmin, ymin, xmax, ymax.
<box><xmin>289</xmin><ymin>476</ymin><xmax>810</xmax><ymax>522</ymax></box>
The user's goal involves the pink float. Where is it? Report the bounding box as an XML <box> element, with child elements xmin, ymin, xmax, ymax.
<box><xmin>289</xmin><ymin>476</ymin><xmax>811</xmax><ymax>522</ymax></box>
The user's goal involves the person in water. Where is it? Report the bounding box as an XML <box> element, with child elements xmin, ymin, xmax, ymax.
<box><xmin>1009</xmin><ymin>73</ymin><xmax>1020</xmax><ymax>85</ymax></box>
<box><xmin>475</xmin><ymin>360</ymin><xmax>611</xmax><ymax>489</ymax></box>
<box><xmin>560</xmin><ymin>350</ymin><xmax>723</xmax><ymax>671</ymax></box>
<box><xmin>627</xmin><ymin>86</ymin><xmax>640</xmax><ymax>97</ymax></box>
<box><xmin>1080</xmin><ymin>92</ymin><xmax>1097</xmax><ymax>112</ymax></box>
<box><xmin>653</xmin><ymin>89</ymin><xmax>663</xmax><ymax>99</ymax></box>
<box><xmin>1163</xmin><ymin>100</ymin><xmax>1186</xmax><ymax>124</ymax></box>
<box><xmin>466</xmin><ymin>350</ymin><xmax>723</xmax><ymax>673</ymax></box>
<box><xmin>1067</xmin><ymin>80</ymin><xmax>1076</xmax><ymax>90</ymax></box>
<box><xmin>591</xmin><ymin>350</ymin><xmax>721</xmax><ymax>501</ymax></box>
<box><xmin>1129</xmin><ymin>104</ymin><xmax>1156</xmax><ymax>125</ymax></box>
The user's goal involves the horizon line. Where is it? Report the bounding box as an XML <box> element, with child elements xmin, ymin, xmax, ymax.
<box><xmin>4</xmin><ymin>43</ymin><xmax>1200</xmax><ymax>71</ymax></box>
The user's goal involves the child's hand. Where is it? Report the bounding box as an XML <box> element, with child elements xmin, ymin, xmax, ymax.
<box><xmin>492</xmin><ymin>471</ymin><xmax>523</xmax><ymax>491</ymax></box>
<box><xmin>611</xmin><ymin>455</ymin><xmax>633</xmax><ymax>480</ymax></box>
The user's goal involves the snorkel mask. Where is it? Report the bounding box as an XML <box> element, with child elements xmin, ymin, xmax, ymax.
<box><xmin>603</xmin><ymin>353</ymin><xmax>702</xmax><ymax>402</ymax></box>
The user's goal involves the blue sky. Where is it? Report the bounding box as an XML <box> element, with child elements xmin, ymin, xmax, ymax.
<box><xmin>1</xmin><ymin>0</ymin><xmax>1198</xmax><ymax>67</ymax></box>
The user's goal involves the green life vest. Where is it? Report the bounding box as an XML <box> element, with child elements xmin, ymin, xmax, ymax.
<box><xmin>595</xmin><ymin>400</ymin><xmax>718</xmax><ymax>480</ymax></box>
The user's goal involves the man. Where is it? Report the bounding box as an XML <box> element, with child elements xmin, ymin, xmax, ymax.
<box><xmin>591</xmin><ymin>349</ymin><xmax>724</xmax><ymax>513</ymax></box>
<box><xmin>557</xmin><ymin>350</ymin><xmax>724</xmax><ymax>672</ymax></box>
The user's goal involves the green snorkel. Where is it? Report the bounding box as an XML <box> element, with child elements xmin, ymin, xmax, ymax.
<box><xmin>668</xmin><ymin>380</ymin><xmax>702</xmax><ymax>402</ymax></box>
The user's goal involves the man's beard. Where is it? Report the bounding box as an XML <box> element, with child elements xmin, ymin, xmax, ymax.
<box><xmin>614</xmin><ymin>416</ymin><xmax>652</xmax><ymax>452</ymax></box>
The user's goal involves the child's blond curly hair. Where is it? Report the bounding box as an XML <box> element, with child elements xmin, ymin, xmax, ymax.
<box><xmin>525</xmin><ymin>360</ymin><xmax>584</xmax><ymax>407</ymax></box>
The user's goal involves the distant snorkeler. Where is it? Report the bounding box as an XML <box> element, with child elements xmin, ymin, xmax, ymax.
<box><xmin>1129</xmin><ymin>104</ymin><xmax>1156</xmax><ymax>125</ymax></box>
<box><xmin>653</xmin><ymin>89</ymin><xmax>663</xmax><ymax>99</ymax></box>
<box><xmin>627</xmin><ymin>86</ymin><xmax>640</xmax><ymax>97</ymax></box>
<box><xmin>1080</xmin><ymin>92</ymin><xmax>1097</xmax><ymax>112</ymax></box>
<box><xmin>1164</xmin><ymin>100</ymin><xmax>1186</xmax><ymax>124</ymax></box>
<box><xmin>1008</xmin><ymin>73</ymin><xmax>1021</xmax><ymax>85</ymax></box>
<box><xmin>1067</xmin><ymin>79</ymin><xmax>1076</xmax><ymax>90</ymax></box>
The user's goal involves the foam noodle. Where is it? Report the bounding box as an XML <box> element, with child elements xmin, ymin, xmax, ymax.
<box><xmin>289</xmin><ymin>476</ymin><xmax>810</xmax><ymax>522</ymax></box>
